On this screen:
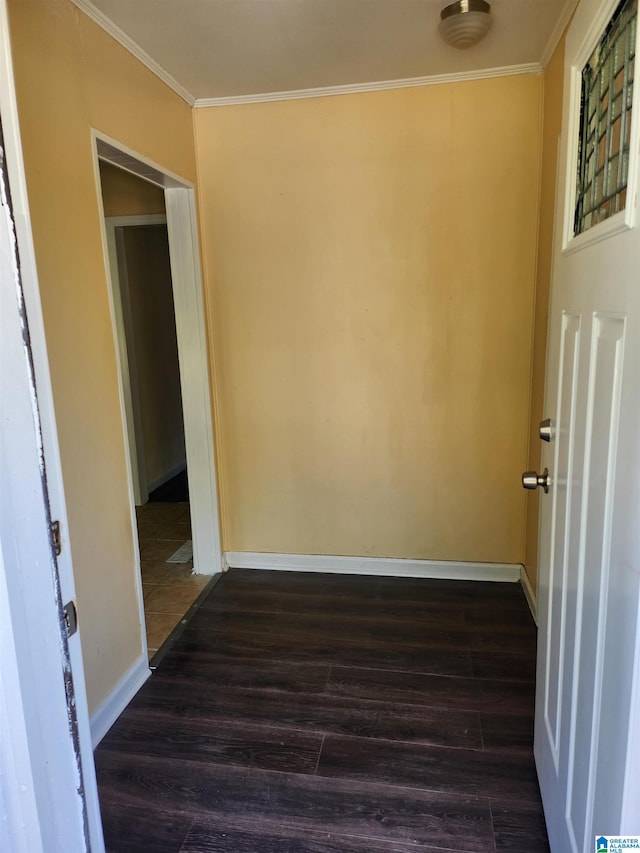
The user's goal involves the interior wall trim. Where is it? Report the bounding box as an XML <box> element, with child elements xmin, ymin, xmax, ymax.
<box><xmin>540</xmin><ymin>0</ymin><xmax>580</xmax><ymax>67</ymax></box>
<box><xmin>71</xmin><ymin>0</ymin><xmax>565</xmax><ymax>106</ymax></box>
<box><xmin>520</xmin><ymin>565</ymin><xmax>538</xmax><ymax>624</ymax></box>
<box><xmin>94</xmin><ymin>131</ymin><xmax>224</xmax><ymax>578</ymax></box>
<box><xmin>194</xmin><ymin>64</ymin><xmax>542</xmax><ymax>108</ymax></box>
<box><xmin>224</xmin><ymin>551</ymin><xmax>522</xmax><ymax>582</ymax></box>
<box><xmin>69</xmin><ymin>0</ymin><xmax>195</xmax><ymax>105</ymax></box>
<box><xmin>90</xmin><ymin>655</ymin><xmax>149</xmax><ymax>748</ymax></box>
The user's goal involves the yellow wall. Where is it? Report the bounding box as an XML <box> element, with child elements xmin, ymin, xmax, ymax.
<box><xmin>8</xmin><ymin>0</ymin><xmax>556</xmax><ymax>715</ymax></box>
<box><xmin>8</xmin><ymin>0</ymin><xmax>197</xmax><ymax>712</ymax></box>
<box><xmin>99</xmin><ymin>161</ymin><xmax>166</xmax><ymax>217</ymax></box>
<box><xmin>195</xmin><ymin>75</ymin><xmax>543</xmax><ymax>564</ymax></box>
<box><xmin>524</xmin><ymin>37</ymin><xmax>566</xmax><ymax>593</ymax></box>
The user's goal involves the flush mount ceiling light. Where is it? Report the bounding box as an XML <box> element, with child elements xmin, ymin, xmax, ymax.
<box><xmin>439</xmin><ymin>0</ymin><xmax>492</xmax><ymax>49</ymax></box>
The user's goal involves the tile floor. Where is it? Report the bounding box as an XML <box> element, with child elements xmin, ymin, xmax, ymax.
<box><xmin>136</xmin><ymin>500</ymin><xmax>211</xmax><ymax>659</ymax></box>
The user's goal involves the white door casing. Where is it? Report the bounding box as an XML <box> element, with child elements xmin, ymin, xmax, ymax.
<box><xmin>93</xmin><ymin>133</ymin><xmax>223</xmax><ymax>577</ymax></box>
<box><xmin>534</xmin><ymin>0</ymin><xmax>640</xmax><ymax>849</ymax></box>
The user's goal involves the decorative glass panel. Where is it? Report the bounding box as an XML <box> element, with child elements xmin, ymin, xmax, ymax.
<box><xmin>574</xmin><ymin>0</ymin><xmax>637</xmax><ymax>236</ymax></box>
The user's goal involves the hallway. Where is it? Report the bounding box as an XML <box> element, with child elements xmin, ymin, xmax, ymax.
<box><xmin>136</xmin><ymin>498</ymin><xmax>210</xmax><ymax>659</ymax></box>
<box><xmin>95</xmin><ymin>570</ymin><xmax>548</xmax><ymax>852</ymax></box>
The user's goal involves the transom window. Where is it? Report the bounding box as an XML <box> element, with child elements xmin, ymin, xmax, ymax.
<box><xmin>574</xmin><ymin>0</ymin><xmax>637</xmax><ymax>236</ymax></box>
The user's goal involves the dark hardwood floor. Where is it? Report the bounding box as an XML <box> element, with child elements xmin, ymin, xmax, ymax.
<box><xmin>95</xmin><ymin>569</ymin><xmax>550</xmax><ymax>852</ymax></box>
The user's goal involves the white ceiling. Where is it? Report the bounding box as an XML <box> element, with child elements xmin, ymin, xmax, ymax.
<box><xmin>74</xmin><ymin>0</ymin><xmax>577</xmax><ymax>104</ymax></box>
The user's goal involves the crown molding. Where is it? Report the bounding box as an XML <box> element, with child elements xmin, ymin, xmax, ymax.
<box><xmin>540</xmin><ymin>0</ymin><xmax>580</xmax><ymax>66</ymax></box>
<box><xmin>69</xmin><ymin>0</ymin><xmax>195</xmax><ymax>105</ymax></box>
<box><xmin>68</xmin><ymin>0</ymin><xmax>547</xmax><ymax>109</ymax></box>
<box><xmin>194</xmin><ymin>63</ymin><xmax>543</xmax><ymax>108</ymax></box>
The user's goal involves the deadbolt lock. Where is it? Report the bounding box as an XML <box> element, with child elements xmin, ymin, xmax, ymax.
<box><xmin>539</xmin><ymin>418</ymin><xmax>553</xmax><ymax>442</ymax></box>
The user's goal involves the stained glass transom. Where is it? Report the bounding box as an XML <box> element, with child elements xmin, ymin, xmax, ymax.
<box><xmin>574</xmin><ymin>0</ymin><xmax>637</xmax><ymax>236</ymax></box>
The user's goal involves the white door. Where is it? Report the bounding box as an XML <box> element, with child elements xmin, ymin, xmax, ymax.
<box><xmin>1</xmin><ymin>122</ymin><xmax>100</xmax><ymax>852</ymax></box>
<box><xmin>534</xmin><ymin>0</ymin><xmax>640</xmax><ymax>849</ymax></box>
<box><xmin>0</xmin><ymin>4</ymin><xmax>104</xmax><ymax>848</ymax></box>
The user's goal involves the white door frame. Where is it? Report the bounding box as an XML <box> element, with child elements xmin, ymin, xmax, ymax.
<box><xmin>104</xmin><ymin>213</ymin><xmax>168</xmax><ymax>507</ymax></box>
<box><xmin>92</xmin><ymin>131</ymin><xmax>223</xmax><ymax>577</ymax></box>
<box><xmin>0</xmin><ymin>0</ymin><xmax>104</xmax><ymax>847</ymax></box>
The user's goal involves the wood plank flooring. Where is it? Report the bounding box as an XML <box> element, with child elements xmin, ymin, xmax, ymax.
<box><xmin>95</xmin><ymin>569</ymin><xmax>550</xmax><ymax>852</ymax></box>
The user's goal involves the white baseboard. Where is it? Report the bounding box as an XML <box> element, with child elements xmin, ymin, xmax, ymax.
<box><xmin>520</xmin><ymin>565</ymin><xmax>538</xmax><ymax>624</ymax></box>
<box><xmin>223</xmin><ymin>551</ymin><xmax>521</xmax><ymax>582</ymax></box>
<box><xmin>90</xmin><ymin>654</ymin><xmax>150</xmax><ymax>748</ymax></box>
<box><xmin>147</xmin><ymin>461</ymin><xmax>186</xmax><ymax>494</ymax></box>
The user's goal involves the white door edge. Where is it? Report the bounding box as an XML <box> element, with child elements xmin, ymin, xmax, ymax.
<box><xmin>0</xmin><ymin>0</ymin><xmax>104</xmax><ymax>846</ymax></box>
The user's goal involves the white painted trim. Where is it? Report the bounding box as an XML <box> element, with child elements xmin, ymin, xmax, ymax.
<box><xmin>68</xmin><ymin>0</ymin><xmax>195</xmax><ymax>106</ymax></box>
<box><xmin>92</xmin><ymin>159</ymin><xmax>151</xmax><ymax>673</ymax></box>
<box><xmin>540</xmin><ymin>0</ymin><xmax>580</xmax><ymax>67</ymax></box>
<box><xmin>92</xmin><ymin>130</ymin><xmax>223</xmax><ymax>582</ymax></box>
<box><xmin>520</xmin><ymin>565</ymin><xmax>538</xmax><ymax>624</ymax></box>
<box><xmin>70</xmin><ymin>0</ymin><xmax>555</xmax><ymax>106</ymax></box>
<box><xmin>64</xmin><ymin>0</ymin><xmax>547</xmax><ymax>109</ymax></box>
<box><xmin>224</xmin><ymin>552</ymin><xmax>521</xmax><ymax>582</ymax></box>
<box><xmin>165</xmin><ymin>187</ymin><xmax>223</xmax><ymax>575</ymax></box>
<box><xmin>194</xmin><ymin>63</ymin><xmax>542</xmax><ymax>108</ymax></box>
<box><xmin>95</xmin><ymin>133</ymin><xmax>194</xmax><ymax>190</ymax></box>
<box><xmin>69</xmin><ymin>0</ymin><xmax>548</xmax><ymax>108</ymax></box>
<box><xmin>90</xmin><ymin>655</ymin><xmax>150</xmax><ymax>748</ymax></box>
<box><xmin>105</xmin><ymin>213</ymin><xmax>168</xmax><ymax>229</ymax></box>
<box><xmin>561</xmin><ymin>0</ymin><xmax>640</xmax><ymax>253</ymax></box>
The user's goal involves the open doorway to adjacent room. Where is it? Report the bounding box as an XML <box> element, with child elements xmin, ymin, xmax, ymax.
<box><xmin>98</xmin><ymin>158</ymin><xmax>213</xmax><ymax>660</ymax></box>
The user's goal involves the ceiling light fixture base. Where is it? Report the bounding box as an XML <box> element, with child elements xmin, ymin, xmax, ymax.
<box><xmin>439</xmin><ymin>0</ymin><xmax>492</xmax><ymax>50</ymax></box>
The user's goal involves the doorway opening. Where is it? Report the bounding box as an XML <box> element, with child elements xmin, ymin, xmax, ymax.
<box><xmin>104</xmin><ymin>200</ymin><xmax>209</xmax><ymax>657</ymax></box>
<box><xmin>93</xmin><ymin>133</ymin><xmax>222</xmax><ymax>665</ymax></box>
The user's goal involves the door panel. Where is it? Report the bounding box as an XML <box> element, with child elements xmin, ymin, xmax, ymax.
<box><xmin>566</xmin><ymin>315</ymin><xmax>625</xmax><ymax>852</ymax></box>
<box><xmin>0</xmin><ymin>113</ymin><xmax>99</xmax><ymax>850</ymax></box>
<box><xmin>544</xmin><ymin>312</ymin><xmax>581</xmax><ymax>770</ymax></box>
<box><xmin>534</xmin><ymin>0</ymin><xmax>640</xmax><ymax>848</ymax></box>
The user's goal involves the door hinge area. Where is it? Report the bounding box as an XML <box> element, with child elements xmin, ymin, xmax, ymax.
<box><xmin>63</xmin><ymin>600</ymin><xmax>78</xmax><ymax>638</ymax></box>
<box><xmin>51</xmin><ymin>519</ymin><xmax>61</xmax><ymax>555</ymax></box>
